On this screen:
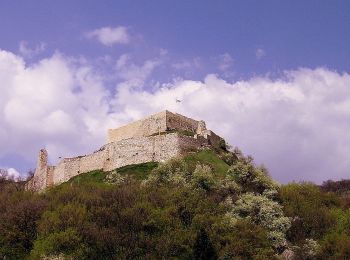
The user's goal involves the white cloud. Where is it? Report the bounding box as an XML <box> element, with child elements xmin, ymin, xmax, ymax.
<box><xmin>114</xmin><ymin>54</ymin><xmax>161</xmax><ymax>89</ymax></box>
<box><xmin>0</xmin><ymin>50</ymin><xmax>117</xmax><ymax>169</ymax></box>
<box><xmin>1</xmin><ymin>48</ymin><xmax>350</xmax><ymax>184</ymax></box>
<box><xmin>256</xmin><ymin>48</ymin><xmax>266</xmax><ymax>60</ymax></box>
<box><xmin>7</xmin><ymin>168</ymin><xmax>21</xmax><ymax>180</ymax></box>
<box><xmin>0</xmin><ymin>167</ymin><xmax>21</xmax><ymax>181</ymax></box>
<box><xmin>19</xmin><ymin>41</ymin><xmax>46</xmax><ymax>58</ymax></box>
<box><xmin>86</xmin><ymin>26</ymin><xmax>129</xmax><ymax>46</ymax></box>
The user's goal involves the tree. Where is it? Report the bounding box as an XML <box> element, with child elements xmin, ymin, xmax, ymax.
<box><xmin>229</xmin><ymin>193</ymin><xmax>291</xmax><ymax>250</ymax></box>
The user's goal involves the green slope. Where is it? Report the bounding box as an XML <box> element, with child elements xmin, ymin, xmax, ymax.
<box><xmin>184</xmin><ymin>150</ymin><xmax>230</xmax><ymax>177</ymax></box>
<box><xmin>66</xmin><ymin>162</ymin><xmax>159</xmax><ymax>185</ymax></box>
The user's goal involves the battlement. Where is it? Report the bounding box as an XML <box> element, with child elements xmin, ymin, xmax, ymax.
<box><xmin>26</xmin><ymin>111</ymin><xmax>224</xmax><ymax>192</ymax></box>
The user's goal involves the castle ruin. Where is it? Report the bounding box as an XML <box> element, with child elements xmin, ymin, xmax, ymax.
<box><xmin>25</xmin><ymin>110</ymin><xmax>224</xmax><ymax>192</ymax></box>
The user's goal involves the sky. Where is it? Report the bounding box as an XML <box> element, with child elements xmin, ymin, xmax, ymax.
<box><xmin>0</xmin><ymin>1</ymin><xmax>350</xmax><ymax>183</ymax></box>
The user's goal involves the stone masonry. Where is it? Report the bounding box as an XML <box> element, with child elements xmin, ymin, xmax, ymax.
<box><xmin>25</xmin><ymin>110</ymin><xmax>224</xmax><ymax>192</ymax></box>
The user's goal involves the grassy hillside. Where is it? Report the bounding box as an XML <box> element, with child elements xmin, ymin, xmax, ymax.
<box><xmin>66</xmin><ymin>161</ymin><xmax>159</xmax><ymax>185</ymax></box>
<box><xmin>184</xmin><ymin>150</ymin><xmax>230</xmax><ymax>176</ymax></box>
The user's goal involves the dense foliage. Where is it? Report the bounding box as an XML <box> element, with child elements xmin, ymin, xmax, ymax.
<box><xmin>0</xmin><ymin>150</ymin><xmax>349</xmax><ymax>259</ymax></box>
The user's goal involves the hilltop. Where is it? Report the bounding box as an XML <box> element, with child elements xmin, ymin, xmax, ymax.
<box><xmin>2</xmin><ymin>111</ymin><xmax>349</xmax><ymax>259</ymax></box>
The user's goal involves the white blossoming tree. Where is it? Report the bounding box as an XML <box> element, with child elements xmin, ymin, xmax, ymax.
<box><xmin>228</xmin><ymin>192</ymin><xmax>291</xmax><ymax>249</ymax></box>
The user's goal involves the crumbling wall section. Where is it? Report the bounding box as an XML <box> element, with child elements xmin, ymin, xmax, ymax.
<box><xmin>108</xmin><ymin>110</ymin><xmax>204</xmax><ymax>143</ymax></box>
<box><xmin>178</xmin><ymin>135</ymin><xmax>209</xmax><ymax>153</ymax></box>
<box><xmin>165</xmin><ymin>111</ymin><xmax>200</xmax><ymax>133</ymax></box>
<box><xmin>202</xmin><ymin>130</ymin><xmax>224</xmax><ymax>148</ymax></box>
<box><xmin>46</xmin><ymin>166</ymin><xmax>55</xmax><ymax>187</ymax></box>
<box><xmin>108</xmin><ymin>111</ymin><xmax>168</xmax><ymax>143</ymax></box>
<box><xmin>25</xmin><ymin>149</ymin><xmax>50</xmax><ymax>192</ymax></box>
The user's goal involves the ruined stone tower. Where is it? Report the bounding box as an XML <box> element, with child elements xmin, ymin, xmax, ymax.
<box><xmin>25</xmin><ymin>111</ymin><xmax>224</xmax><ymax>192</ymax></box>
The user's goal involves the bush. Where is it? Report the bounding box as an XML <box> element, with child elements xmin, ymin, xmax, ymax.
<box><xmin>219</xmin><ymin>220</ymin><xmax>275</xmax><ymax>259</ymax></box>
<box><xmin>280</xmin><ymin>183</ymin><xmax>339</xmax><ymax>242</ymax></box>
<box><xmin>228</xmin><ymin>161</ymin><xmax>279</xmax><ymax>194</ymax></box>
<box><xmin>0</xmin><ymin>190</ymin><xmax>47</xmax><ymax>259</ymax></box>
<box><xmin>30</xmin><ymin>228</ymin><xmax>86</xmax><ymax>259</ymax></box>
<box><xmin>318</xmin><ymin>232</ymin><xmax>350</xmax><ymax>259</ymax></box>
<box><xmin>228</xmin><ymin>193</ymin><xmax>291</xmax><ymax>250</ymax></box>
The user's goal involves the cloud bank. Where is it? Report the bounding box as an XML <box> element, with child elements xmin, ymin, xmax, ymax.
<box><xmin>0</xmin><ymin>48</ymin><xmax>349</xmax><ymax>183</ymax></box>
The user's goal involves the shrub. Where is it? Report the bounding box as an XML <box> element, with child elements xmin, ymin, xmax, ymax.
<box><xmin>228</xmin><ymin>161</ymin><xmax>279</xmax><ymax>194</ymax></box>
<box><xmin>219</xmin><ymin>220</ymin><xmax>275</xmax><ymax>259</ymax></box>
<box><xmin>318</xmin><ymin>232</ymin><xmax>350</xmax><ymax>259</ymax></box>
<box><xmin>228</xmin><ymin>193</ymin><xmax>291</xmax><ymax>250</ymax></box>
<box><xmin>280</xmin><ymin>183</ymin><xmax>339</xmax><ymax>242</ymax></box>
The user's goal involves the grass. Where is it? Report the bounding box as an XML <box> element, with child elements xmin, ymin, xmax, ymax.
<box><xmin>184</xmin><ymin>149</ymin><xmax>230</xmax><ymax>177</ymax></box>
<box><xmin>67</xmin><ymin>169</ymin><xmax>107</xmax><ymax>185</ymax></box>
<box><xmin>65</xmin><ymin>161</ymin><xmax>159</xmax><ymax>186</ymax></box>
<box><xmin>116</xmin><ymin>162</ymin><xmax>159</xmax><ymax>180</ymax></box>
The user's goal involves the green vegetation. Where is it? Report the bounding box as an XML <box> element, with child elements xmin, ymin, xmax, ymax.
<box><xmin>279</xmin><ymin>182</ymin><xmax>350</xmax><ymax>258</ymax></box>
<box><xmin>184</xmin><ymin>150</ymin><xmax>230</xmax><ymax>176</ymax></box>
<box><xmin>150</xmin><ymin>129</ymin><xmax>195</xmax><ymax>137</ymax></box>
<box><xmin>65</xmin><ymin>162</ymin><xmax>159</xmax><ymax>186</ymax></box>
<box><xmin>1</xmin><ymin>149</ymin><xmax>350</xmax><ymax>259</ymax></box>
<box><xmin>116</xmin><ymin>161</ymin><xmax>158</xmax><ymax>180</ymax></box>
<box><xmin>67</xmin><ymin>170</ymin><xmax>107</xmax><ymax>185</ymax></box>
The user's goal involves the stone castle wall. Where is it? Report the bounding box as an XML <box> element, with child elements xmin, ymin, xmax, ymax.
<box><xmin>166</xmin><ymin>111</ymin><xmax>200</xmax><ymax>133</ymax></box>
<box><xmin>107</xmin><ymin>110</ymin><xmax>201</xmax><ymax>143</ymax></box>
<box><xmin>26</xmin><ymin>133</ymin><xmax>210</xmax><ymax>191</ymax></box>
<box><xmin>201</xmin><ymin>130</ymin><xmax>223</xmax><ymax>147</ymax></box>
<box><xmin>52</xmin><ymin>149</ymin><xmax>107</xmax><ymax>185</ymax></box>
<box><xmin>46</xmin><ymin>166</ymin><xmax>55</xmax><ymax>187</ymax></box>
<box><xmin>107</xmin><ymin>111</ymin><xmax>168</xmax><ymax>143</ymax></box>
<box><xmin>103</xmin><ymin>133</ymin><xmax>182</xmax><ymax>172</ymax></box>
<box><xmin>25</xmin><ymin>111</ymin><xmax>225</xmax><ymax>192</ymax></box>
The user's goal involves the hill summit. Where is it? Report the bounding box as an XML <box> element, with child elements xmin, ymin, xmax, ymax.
<box><xmin>26</xmin><ymin>111</ymin><xmax>225</xmax><ymax>192</ymax></box>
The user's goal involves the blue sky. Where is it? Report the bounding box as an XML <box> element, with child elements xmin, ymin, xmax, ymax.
<box><xmin>0</xmin><ymin>1</ymin><xmax>350</xmax><ymax>183</ymax></box>
<box><xmin>1</xmin><ymin>1</ymin><xmax>349</xmax><ymax>78</ymax></box>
